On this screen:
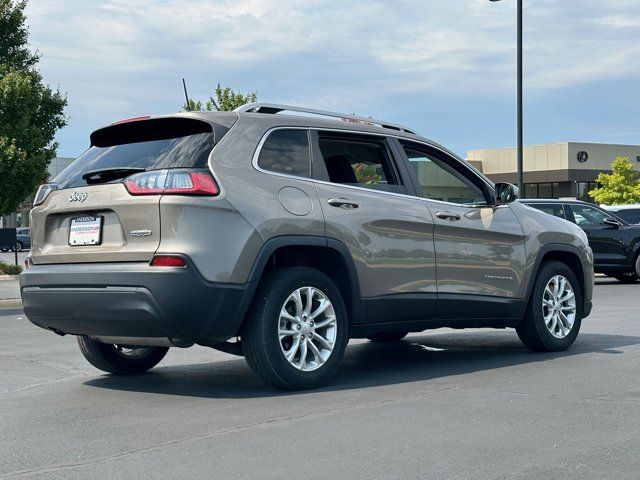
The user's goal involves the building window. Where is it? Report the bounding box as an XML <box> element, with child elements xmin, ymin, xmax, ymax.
<box><xmin>538</xmin><ymin>183</ymin><xmax>553</xmax><ymax>198</ymax></box>
<box><xmin>576</xmin><ymin>182</ymin><xmax>599</xmax><ymax>203</ymax></box>
<box><xmin>523</xmin><ymin>182</ymin><xmax>557</xmax><ymax>199</ymax></box>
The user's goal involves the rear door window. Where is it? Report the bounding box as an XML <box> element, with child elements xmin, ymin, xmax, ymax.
<box><xmin>54</xmin><ymin>118</ymin><xmax>220</xmax><ymax>189</ymax></box>
<box><xmin>257</xmin><ymin>129</ymin><xmax>311</xmax><ymax>178</ymax></box>
<box><xmin>314</xmin><ymin>132</ymin><xmax>405</xmax><ymax>194</ymax></box>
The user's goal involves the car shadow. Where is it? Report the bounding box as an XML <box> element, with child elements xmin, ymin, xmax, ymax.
<box><xmin>594</xmin><ymin>278</ymin><xmax>637</xmax><ymax>286</ymax></box>
<box><xmin>83</xmin><ymin>331</ymin><xmax>640</xmax><ymax>399</ymax></box>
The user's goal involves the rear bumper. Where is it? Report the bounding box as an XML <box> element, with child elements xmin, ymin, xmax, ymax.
<box><xmin>19</xmin><ymin>261</ymin><xmax>252</xmax><ymax>343</ymax></box>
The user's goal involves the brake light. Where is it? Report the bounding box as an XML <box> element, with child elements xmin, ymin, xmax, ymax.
<box><xmin>34</xmin><ymin>183</ymin><xmax>58</xmax><ymax>206</ymax></box>
<box><xmin>150</xmin><ymin>255</ymin><xmax>186</xmax><ymax>267</ymax></box>
<box><xmin>124</xmin><ymin>169</ymin><xmax>219</xmax><ymax>196</ymax></box>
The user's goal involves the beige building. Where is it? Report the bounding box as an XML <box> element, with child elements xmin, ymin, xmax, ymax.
<box><xmin>467</xmin><ymin>142</ymin><xmax>640</xmax><ymax>201</ymax></box>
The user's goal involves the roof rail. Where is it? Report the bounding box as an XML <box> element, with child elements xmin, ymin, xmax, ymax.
<box><xmin>234</xmin><ymin>102</ymin><xmax>417</xmax><ymax>135</ymax></box>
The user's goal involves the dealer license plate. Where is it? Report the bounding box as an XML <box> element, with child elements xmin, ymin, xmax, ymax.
<box><xmin>69</xmin><ymin>215</ymin><xmax>103</xmax><ymax>246</ymax></box>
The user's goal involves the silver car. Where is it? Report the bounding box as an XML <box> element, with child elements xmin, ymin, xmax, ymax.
<box><xmin>19</xmin><ymin>104</ymin><xmax>594</xmax><ymax>389</ymax></box>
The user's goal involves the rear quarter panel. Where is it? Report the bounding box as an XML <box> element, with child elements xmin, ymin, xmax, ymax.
<box><xmin>174</xmin><ymin>116</ymin><xmax>325</xmax><ymax>284</ymax></box>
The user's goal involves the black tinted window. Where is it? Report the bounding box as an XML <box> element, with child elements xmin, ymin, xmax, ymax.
<box><xmin>529</xmin><ymin>203</ymin><xmax>565</xmax><ymax>219</ymax></box>
<box><xmin>613</xmin><ymin>209</ymin><xmax>640</xmax><ymax>224</ymax></box>
<box><xmin>55</xmin><ymin>118</ymin><xmax>217</xmax><ymax>189</ymax></box>
<box><xmin>317</xmin><ymin>134</ymin><xmax>403</xmax><ymax>193</ymax></box>
<box><xmin>257</xmin><ymin>129</ymin><xmax>310</xmax><ymax>178</ymax></box>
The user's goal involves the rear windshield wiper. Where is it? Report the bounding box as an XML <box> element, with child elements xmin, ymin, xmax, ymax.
<box><xmin>81</xmin><ymin>167</ymin><xmax>146</xmax><ymax>185</ymax></box>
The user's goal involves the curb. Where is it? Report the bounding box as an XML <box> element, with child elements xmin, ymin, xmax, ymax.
<box><xmin>0</xmin><ymin>299</ymin><xmax>22</xmax><ymax>310</ymax></box>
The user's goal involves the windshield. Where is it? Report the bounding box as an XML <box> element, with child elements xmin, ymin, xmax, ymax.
<box><xmin>54</xmin><ymin>118</ymin><xmax>217</xmax><ymax>189</ymax></box>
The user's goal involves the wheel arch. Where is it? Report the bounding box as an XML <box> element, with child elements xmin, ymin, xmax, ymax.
<box><xmin>524</xmin><ymin>244</ymin><xmax>590</xmax><ymax>314</ymax></box>
<box><xmin>240</xmin><ymin>236</ymin><xmax>364</xmax><ymax>329</ymax></box>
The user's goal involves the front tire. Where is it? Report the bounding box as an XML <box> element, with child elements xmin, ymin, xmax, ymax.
<box><xmin>77</xmin><ymin>336</ymin><xmax>168</xmax><ymax>374</ymax></box>
<box><xmin>516</xmin><ymin>261</ymin><xmax>582</xmax><ymax>352</ymax></box>
<box><xmin>242</xmin><ymin>267</ymin><xmax>349</xmax><ymax>390</ymax></box>
<box><xmin>615</xmin><ymin>255</ymin><xmax>640</xmax><ymax>283</ymax></box>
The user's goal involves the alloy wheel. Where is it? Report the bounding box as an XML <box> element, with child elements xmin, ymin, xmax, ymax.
<box><xmin>542</xmin><ymin>274</ymin><xmax>576</xmax><ymax>339</ymax></box>
<box><xmin>278</xmin><ymin>286</ymin><xmax>337</xmax><ymax>372</ymax></box>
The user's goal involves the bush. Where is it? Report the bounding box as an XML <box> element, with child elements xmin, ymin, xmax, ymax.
<box><xmin>0</xmin><ymin>261</ymin><xmax>22</xmax><ymax>275</ymax></box>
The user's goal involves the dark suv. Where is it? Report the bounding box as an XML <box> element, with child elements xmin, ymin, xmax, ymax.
<box><xmin>522</xmin><ymin>199</ymin><xmax>640</xmax><ymax>283</ymax></box>
<box><xmin>20</xmin><ymin>104</ymin><xmax>594</xmax><ymax>389</ymax></box>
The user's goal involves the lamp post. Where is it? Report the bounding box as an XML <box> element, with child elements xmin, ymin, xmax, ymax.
<box><xmin>490</xmin><ymin>0</ymin><xmax>524</xmax><ymax>197</ymax></box>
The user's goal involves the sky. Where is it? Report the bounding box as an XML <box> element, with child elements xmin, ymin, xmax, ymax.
<box><xmin>24</xmin><ymin>0</ymin><xmax>640</xmax><ymax>159</ymax></box>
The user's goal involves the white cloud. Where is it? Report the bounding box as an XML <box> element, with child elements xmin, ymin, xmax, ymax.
<box><xmin>21</xmin><ymin>0</ymin><xmax>640</xmax><ymax>155</ymax></box>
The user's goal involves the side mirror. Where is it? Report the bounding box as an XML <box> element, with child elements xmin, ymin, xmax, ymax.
<box><xmin>494</xmin><ymin>182</ymin><xmax>518</xmax><ymax>205</ymax></box>
<box><xmin>603</xmin><ymin>217</ymin><xmax>622</xmax><ymax>228</ymax></box>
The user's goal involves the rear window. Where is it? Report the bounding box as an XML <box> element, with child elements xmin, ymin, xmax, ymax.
<box><xmin>54</xmin><ymin>118</ymin><xmax>219</xmax><ymax>189</ymax></box>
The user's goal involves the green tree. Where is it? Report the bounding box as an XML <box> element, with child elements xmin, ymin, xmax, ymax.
<box><xmin>0</xmin><ymin>0</ymin><xmax>67</xmax><ymax>215</ymax></box>
<box><xmin>588</xmin><ymin>156</ymin><xmax>640</xmax><ymax>205</ymax></box>
<box><xmin>183</xmin><ymin>83</ymin><xmax>257</xmax><ymax>112</ymax></box>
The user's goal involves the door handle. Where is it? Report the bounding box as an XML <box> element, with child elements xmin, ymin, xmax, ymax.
<box><xmin>328</xmin><ymin>198</ymin><xmax>360</xmax><ymax>210</ymax></box>
<box><xmin>436</xmin><ymin>211</ymin><xmax>461</xmax><ymax>221</ymax></box>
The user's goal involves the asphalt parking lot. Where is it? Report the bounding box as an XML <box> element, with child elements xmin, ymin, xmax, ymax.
<box><xmin>1</xmin><ymin>277</ymin><xmax>639</xmax><ymax>479</ymax></box>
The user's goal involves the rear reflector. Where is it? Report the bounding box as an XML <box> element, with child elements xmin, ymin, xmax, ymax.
<box><xmin>150</xmin><ymin>255</ymin><xmax>186</xmax><ymax>267</ymax></box>
<box><xmin>124</xmin><ymin>169</ymin><xmax>219</xmax><ymax>196</ymax></box>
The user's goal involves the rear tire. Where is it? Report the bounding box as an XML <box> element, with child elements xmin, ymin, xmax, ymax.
<box><xmin>367</xmin><ymin>331</ymin><xmax>409</xmax><ymax>342</ymax></box>
<box><xmin>242</xmin><ymin>266</ymin><xmax>349</xmax><ymax>390</ymax></box>
<box><xmin>516</xmin><ymin>261</ymin><xmax>582</xmax><ymax>352</ymax></box>
<box><xmin>77</xmin><ymin>336</ymin><xmax>168</xmax><ymax>374</ymax></box>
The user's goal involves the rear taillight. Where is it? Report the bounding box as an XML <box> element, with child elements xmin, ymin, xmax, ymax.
<box><xmin>150</xmin><ymin>255</ymin><xmax>187</xmax><ymax>267</ymax></box>
<box><xmin>124</xmin><ymin>170</ymin><xmax>167</xmax><ymax>195</ymax></box>
<box><xmin>33</xmin><ymin>183</ymin><xmax>58</xmax><ymax>206</ymax></box>
<box><xmin>124</xmin><ymin>169</ymin><xmax>219</xmax><ymax>196</ymax></box>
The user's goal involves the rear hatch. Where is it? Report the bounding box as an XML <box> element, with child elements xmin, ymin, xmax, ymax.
<box><xmin>30</xmin><ymin>116</ymin><xmax>224</xmax><ymax>265</ymax></box>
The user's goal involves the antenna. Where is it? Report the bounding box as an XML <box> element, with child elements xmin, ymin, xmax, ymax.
<box><xmin>182</xmin><ymin>78</ymin><xmax>191</xmax><ymax>109</ymax></box>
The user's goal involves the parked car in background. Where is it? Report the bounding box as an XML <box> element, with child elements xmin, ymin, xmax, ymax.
<box><xmin>521</xmin><ymin>199</ymin><xmax>640</xmax><ymax>283</ymax></box>
<box><xmin>603</xmin><ymin>204</ymin><xmax>640</xmax><ymax>225</ymax></box>
<box><xmin>15</xmin><ymin>227</ymin><xmax>31</xmax><ymax>251</ymax></box>
<box><xmin>20</xmin><ymin>104</ymin><xmax>593</xmax><ymax>389</ymax></box>
<box><xmin>0</xmin><ymin>227</ymin><xmax>30</xmax><ymax>252</ymax></box>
